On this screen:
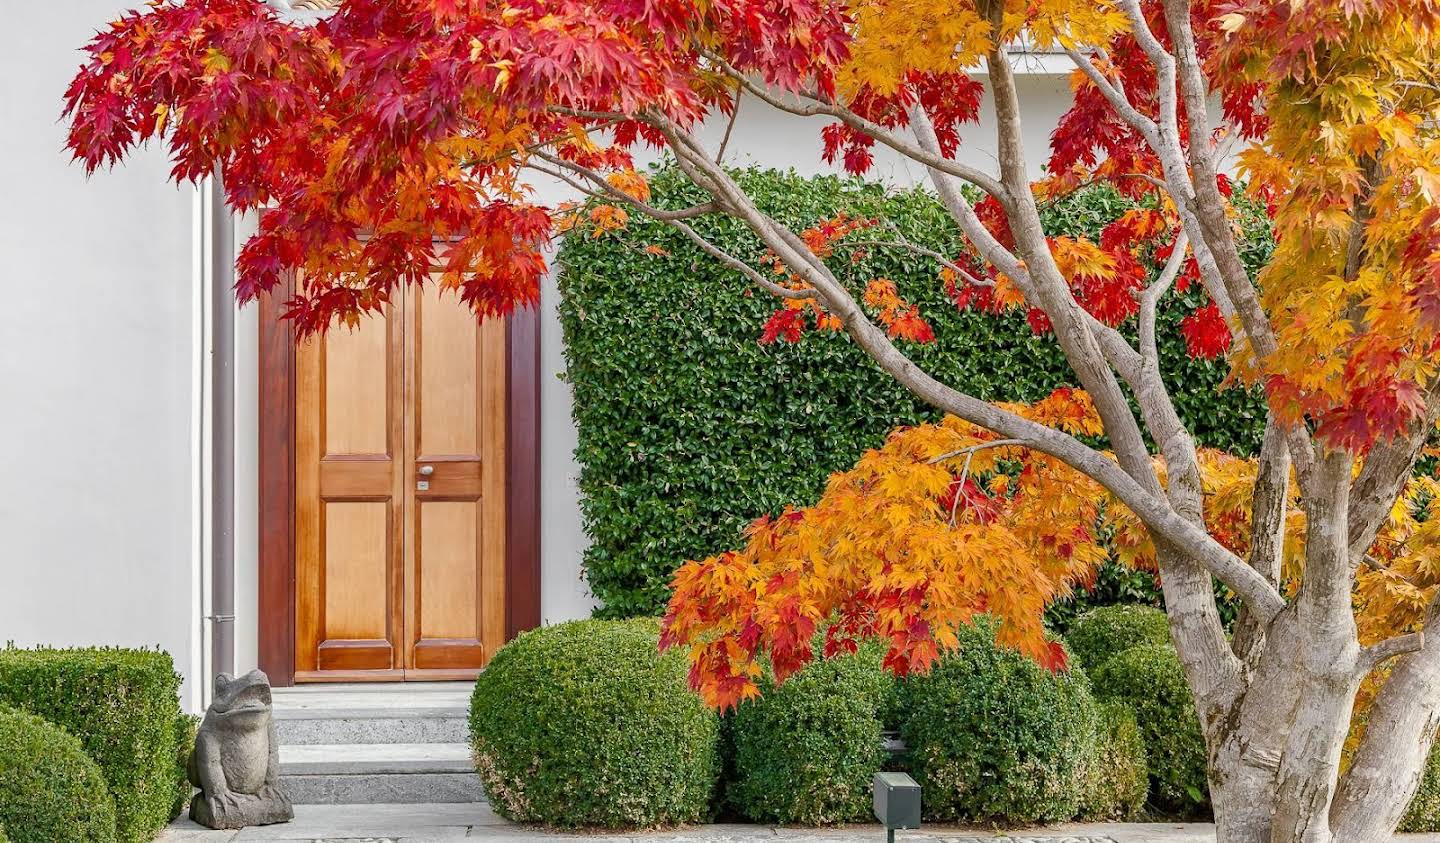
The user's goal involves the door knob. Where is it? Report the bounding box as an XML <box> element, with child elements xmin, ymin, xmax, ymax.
<box><xmin>418</xmin><ymin>465</ymin><xmax>435</xmax><ymax>476</ymax></box>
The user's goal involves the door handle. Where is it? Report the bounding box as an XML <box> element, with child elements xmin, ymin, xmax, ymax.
<box><xmin>418</xmin><ymin>465</ymin><xmax>435</xmax><ymax>476</ymax></box>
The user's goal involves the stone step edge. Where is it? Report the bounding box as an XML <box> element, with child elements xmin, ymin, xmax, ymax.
<box><xmin>279</xmin><ymin>772</ymin><xmax>487</xmax><ymax>806</ymax></box>
<box><xmin>273</xmin><ymin>705</ymin><xmax>469</xmax><ymax>721</ymax></box>
<box><xmin>280</xmin><ymin>743</ymin><xmax>475</xmax><ymax>776</ymax></box>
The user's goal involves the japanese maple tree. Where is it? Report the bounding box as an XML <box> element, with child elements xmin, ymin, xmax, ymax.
<box><xmin>63</xmin><ymin>0</ymin><xmax>1440</xmax><ymax>839</ymax></box>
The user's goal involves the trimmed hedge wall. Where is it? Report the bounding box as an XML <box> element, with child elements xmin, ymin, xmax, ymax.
<box><xmin>897</xmin><ymin>620</ymin><xmax>1099</xmax><ymax>824</ymax></box>
<box><xmin>558</xmin><ymin>166</ymin><xmax>1273</xmax><ymax>617</ymax></box>
<box><xmin>0</xmin><ymin>705</ymin><xmax>118</xmax><ymax>843</ymax></box>
<box><xmin>0</xmin><ymin>647</ymin><xmax>187</xmax><ymax>843</ymax></box>
<box><xmin>727</xmin><ymin>646</ymin><xmax>894</xmax><ymax>825</ymax></box>
<box><xmin>469</xmin><ymin>620</ymin><xmax>719</xmax><ymax>829</ymax></box>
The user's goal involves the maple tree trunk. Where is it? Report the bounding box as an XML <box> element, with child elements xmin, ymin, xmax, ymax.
<box><xmin>1169</xmin><ymin>453</ymin><xmax>1436</xmax><ymax>843</ymax></box>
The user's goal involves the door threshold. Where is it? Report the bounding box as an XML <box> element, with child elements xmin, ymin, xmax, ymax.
<box><xmin>294</xmin><ymin>669</ymin><xmax>481</xmax><ymax>684</ymax></box>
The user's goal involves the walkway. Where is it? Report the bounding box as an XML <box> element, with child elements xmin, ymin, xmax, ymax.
<box><xmin>158</xmin><ymin>804</ymin><xmax>1440</xmax><ymax>842</ymax></box>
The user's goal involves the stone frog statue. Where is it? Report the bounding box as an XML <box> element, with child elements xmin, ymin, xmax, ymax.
<box><xmin>187</xmin><ymin>669</ymin><xmax>294</xmax><ymax>829</ymax></box>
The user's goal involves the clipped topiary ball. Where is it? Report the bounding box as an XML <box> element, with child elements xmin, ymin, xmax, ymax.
<box><xmin>1401</xmin><ymin>740</ymin><xmax>1440</xmax><ymax>832</ymax></box>
<box><xmin>0</xmin><ymin>705</ymin><xmax>118</xmax><ymax>843</ymax></box>
<box><xmin>1092</xmin><ymin>643</ymin><xmax>1209</xmax><ymax>815</ymax></box>
<box><xmin>898</xmin><ymin>619</ymin><xmax>1098</xmax><ymax>824</ymax></box>
<box><xmin>1078</xmin><ymin>701</ymin><xmax>1149</xmax><ymax>820</ymax></box>
<box><xmin>727</xmin><ymin>646</ymin><xmax>894</xmax><ymax>825</ymax></box>
<box><xmin>1065</xmin><ymin>605</ymin><xmax>1172</xmax><ymax>673</ymax></box>
<box><xmin>469</xmin><ymin>619</ymin><xmax>719</xmax><ymax>829</ymax></box>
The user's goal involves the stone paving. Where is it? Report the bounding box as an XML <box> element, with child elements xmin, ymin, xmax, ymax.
<box><xmin>159</xmin><ymin>805</ymin><xmax>1440</xmax><ymax>843</ymax></box>
<box><xmin>155</xmin><ymin>805</ymin><xmax>1187</xmax><ymax>843</ymax></box>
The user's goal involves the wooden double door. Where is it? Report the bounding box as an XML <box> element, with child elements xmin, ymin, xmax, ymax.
<box><xmin>293</xmin><ymin>284</ymin><xmax>508</xmax><ymax>681</ymax></box>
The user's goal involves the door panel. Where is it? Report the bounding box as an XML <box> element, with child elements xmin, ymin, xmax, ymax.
<box><xmin>403</xmin><ymin>284</ymin><xmax>507</xmax><ymax>677</ymax></box>
<box><xmin>296</xmin><ymin>302</ymin><xmax>405</xmax><ymax>679</ymax></box>
<box><xmin>295</xmin><ymin>281</ymin><xmax>506</xmax><ymax>681</ymax></box>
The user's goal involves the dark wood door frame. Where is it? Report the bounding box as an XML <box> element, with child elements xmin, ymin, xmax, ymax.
<box><xmin>257</xmin><ymin>272</ymin><xmax>543</xmax><ymax>686</ymax></box>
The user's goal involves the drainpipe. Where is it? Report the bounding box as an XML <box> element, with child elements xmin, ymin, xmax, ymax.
<box><xmin>210</xmin><ymin>175</ymin><xmax>236</xmax><ymax>680</ymax></box>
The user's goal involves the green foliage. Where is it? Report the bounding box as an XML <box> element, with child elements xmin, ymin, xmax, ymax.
<box><xmin>558</xmin><ymin>165</ymin><xmax>1272</xmax><ymax>618</ymax></box>
<box><xmin>727</xmin><ymin>646</ymin><xmax>895</xmax><ymax>824</ymax></box>
<box><xmin>0</xmin><ymin>705</ymin><xmax>118</xmax><ymax>843</ymax></box>
<box><xmin>0</xmin><ymin>646</ymin><xmax>185</xmax><ymax>843</ymax></box>
<box><xmin>1092</xmin><ymin>643</ymin><xmax>1210</xmax><ymax>816</ymax></box>
<box><xmin>897</xmin><ymin>619</ymin><xmax>1099</xmax><ymax>824</ymax></box>
<box><xmin>1401</xmin><ymin>740</ymin><xmax>1440</xmax><ymax>832</ymax></box>
<box><xmin>1064</xmin><ymin>604</ymin><xmax>1173</xmax><ymax>672</ymax></box>
<box><xmin>1078</xmin><ymin>702</ymin><xmax>1149</xmax><ymax>821</ymax></box>
<box><xmin>171</xmin><ymin>714</ymin><xmax>199</xmax><ymax>820</ymax></box>
<box><xmin>469</xmin><ymin>619</ymin><xmax>719</xmax><ymax>829</ymax></box>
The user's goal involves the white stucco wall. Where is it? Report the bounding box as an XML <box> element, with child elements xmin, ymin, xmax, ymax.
<box><xmin>0</xmin><ymin>3</ymin><xmax>202</xmax><ymax>706</ymax></box>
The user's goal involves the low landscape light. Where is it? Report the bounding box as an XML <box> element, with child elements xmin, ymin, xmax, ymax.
<box><xmin>872</xmin><ymin>771</ymin><xmax>921</xmax><ymax>842</ymax></box>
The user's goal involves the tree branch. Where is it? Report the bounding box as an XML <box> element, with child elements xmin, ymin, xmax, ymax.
<box><xmin>699</xmin><ymin>50</ymin><xmax>1010</xmax><ymax>198</ymax></box>
<box><xmin>648</xmin><ymin>112</ymin><xmax>1287</xmax><ymax>622</ymax></box>
<box><xmin>832</xmin><ymin>238</ymin><xmax>988</xmax><ymax>286</ymax></box>
<box><xmin>1139</xmin><ymin>230</ymin><xmax>1189</xmax><ymax>362</ymax></box>
<box><xmin>1359</xmin><ymin>632</ymin><xmax>1426</xmax><ymax>676</ymax></box>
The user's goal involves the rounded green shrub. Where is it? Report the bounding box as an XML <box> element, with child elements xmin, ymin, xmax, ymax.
<box><xmin>1078</xmin><ymin>702</ymin><xmax>1149</xmax><ymax>820</ymax></box>
<box><xmin>727</xmin><ymin>647</ymin><xmax>894</xmax><ymax>824</ymax></box>
<box><xmin>0</xmin><ymin>705</ymin><xmax>118</xmax><ymax>843</ymax></box>
<box><xmin>0</xmin><ymin>646</ymin><xmax>185</xmax><ymax>842</ymax></box>
<box><xmin>897</xmin><ymin>620</ymin><xmax>1099</xmax><ymax>824</ymax></box>
<box><xmin>1065</xmin><ymin>605</ymin><xmax>1172</xmax><ymax>673</ymax></box>
<box><xmin>1092</xmin><ymin>643</ymin><xmax>1209</xmax><ymax>815</ymax></box>
<box><xmin>1401</xmin><ymin>741</ymin><xmax>1440</xmax><ymax>832</ymax></box>
<box><xmin>469</xmin><ymin>619</ymin><xmax>719</xmax><ymax>829</ymax></box>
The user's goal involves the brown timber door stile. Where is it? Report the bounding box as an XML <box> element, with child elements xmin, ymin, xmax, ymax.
<box><xmin>295</xmin><ymin>283</ymin><xmax>507</xmax><ymax>681</ymax></box>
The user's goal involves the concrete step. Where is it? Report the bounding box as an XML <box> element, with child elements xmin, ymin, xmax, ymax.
<box><xmin>273</xmin><ymin>683</ymin><xmax>472</xmax><ymax>745</ymax></box>
<box><xmin>278</xmin><ymin>742</ymin><xmax>485</xmax><ymax>805</ymax></box>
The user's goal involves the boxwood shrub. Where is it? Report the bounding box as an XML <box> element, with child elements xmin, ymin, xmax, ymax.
<box><xmin>558</xmin><ymin>165</ymin><xmax>1273</xmax><ymax>617</ymax></box>
<box><xmin>1065</xmin><ymin>605</ymin><xmax>1173</xmax><ymax>672</ymax></box>
<box><xmin>469</xmin><ymin>619</ymin><xmax>719</xmax><ymax>829</ymax></box>
<box><xmin>897</xmin><ymin>619</ymin><xmax>1098</xmax><ymax>824</ymax></box>
<box><xmin>1092</xmin><ymin>643</ymin><xmax>1210</xmax><ymax>816</ymax></box>
<box><xmin>0</xmin><ymin>705</ymin><xmax>118</xmax><ymax>843</ymax></box>
<box><xmin>0</xmin><ymin>646</ymin><xmax>185</xmax><ymax>843</ymax></box>
<box><xmin>727</xmin><ymin>646</ymin><xmax>894</xmax><ymax>824</ymax></box>
<box><xmin>1079</xmin><ymin>701</ymin><xmax>1149</xmax><ymax>820</ymax></box>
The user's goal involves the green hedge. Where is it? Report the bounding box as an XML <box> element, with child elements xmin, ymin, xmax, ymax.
<box><xmin>1092</xmin><ymin>643</ymin><xmax>1210</xmax><ymax>816</ymax></box>
<box><xmin>558</xmin><ymin>166</ymin><xmax>1273</xmax><ymax>617</ymax></box>
<box><xmin>0</xmin><ymin>705</ymin><xmax>118</xmax><ymax>843</ymax></box>
<box><xmin>897</xmin><ymin>620</ymin><xmax>1099</xmax><ymax>824</ymax></box>
<box><xmin>469</xmin><ymin>620</ymin><xmax>719</xmax><ymax>829</ymax></box>
<box><xmin>727</xmin><ymin>647</ymin><xmax>894</xmax><ymax>824</ymax></box>
<box><xmin>1402</xmin><ymin>741</ymin><xmax>1440</xmax><ymax>832</ymax></box>
<box><xmin>1079</xmin><ymin>701</ymin><xmax>1149</xmax><ymax>820</ymax></box>
<box><xmin>1065</xmin><ymin>605</ymin><xmax>1173</xmax><ymax>673</ymax></box>
<box><xmin>0</xmin><ymin>647</ymin><xmax>186</xmax><ymax>843</ymax></box>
